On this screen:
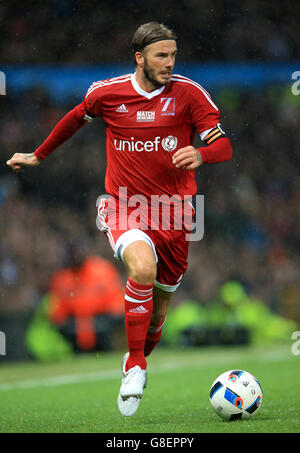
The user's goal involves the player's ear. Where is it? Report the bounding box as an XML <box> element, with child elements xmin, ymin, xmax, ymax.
<box><xmin>135</xmin><ymin>52</ymin><xmax>144</xmax><ymax>67</ymax></box>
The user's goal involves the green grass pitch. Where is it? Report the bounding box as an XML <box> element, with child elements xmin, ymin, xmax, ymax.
<box><xmin>0</xmin><ymin>343</ymin><xmax>299</xmax><ymax>433</ymax></box>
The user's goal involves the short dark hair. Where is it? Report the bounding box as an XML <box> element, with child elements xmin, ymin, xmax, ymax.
<box><xmin>131</xmin><ymin>22</ymin><xmax>177</xmax><ymax>63</ymax></box>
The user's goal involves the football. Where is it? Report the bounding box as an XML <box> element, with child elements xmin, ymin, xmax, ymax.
<box><xmin>209</xmin><ymin>370</ymin><xmax>263</xmax><ymax>421</ymax></box>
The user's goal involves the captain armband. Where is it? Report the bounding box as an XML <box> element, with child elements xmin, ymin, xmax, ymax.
<box><xmin>204</xmin><ymin>123</ymin><xmax>226</xmax><ymax>145</ymax></box>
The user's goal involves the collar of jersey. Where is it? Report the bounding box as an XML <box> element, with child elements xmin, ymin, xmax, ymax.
<box><xmin>131</xmin><ymin>73</ymin><xmax>165</xmax><ymax>99</ymax></box>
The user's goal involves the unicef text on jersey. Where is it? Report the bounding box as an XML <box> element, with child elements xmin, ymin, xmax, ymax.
<box><xmin>96</xmin><ymin>188</ymin><xmax>204</xmax><ymax>242</ymax></box>
<box><xmin>114</xmin><ymin>136</ymin><xmax>178</xmax><ymax>153</ymax></box>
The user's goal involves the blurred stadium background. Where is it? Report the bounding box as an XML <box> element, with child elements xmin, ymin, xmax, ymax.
<box><xmin>1</xmin><ymin>0</ymin><xmax>300</xmax><ymax>362</ymax></box>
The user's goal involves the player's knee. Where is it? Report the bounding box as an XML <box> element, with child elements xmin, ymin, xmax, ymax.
<box><xmin>124</xmin><ymin>241</ymin><xmax>157</xmax><ymax>284</ymax></box>
<box><xmin>130</xmin><ymin>265</ymin><xmax>157</xmax><ymax>285</ymax></box>
<box><xmin>129</xmin><ymin>258</ymin><xmax>157</xmax><ymax>285</ymax></box>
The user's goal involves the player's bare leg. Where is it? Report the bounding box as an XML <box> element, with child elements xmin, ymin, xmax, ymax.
<box><xmin>144</xmin><ymin>286</ymin><xmax>174</xmax><ymax>357</ymax></box>
<box><xmin>118</xmin><ymin>240</ymin><xmax>156</xmax><ymax>416</ymax></box>
<box><xmin>123</xmin><ymin>240</ymin><xmax>157</xmax><ymax>285</ymax></box>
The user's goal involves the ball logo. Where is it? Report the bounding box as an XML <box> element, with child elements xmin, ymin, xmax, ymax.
<box><xmin>234</xmin><ymin>397</ymin><xmax>243</xmax><ymax>408</ymax></box>
<box><xmin>228</xmin><ymin>374</ymin><xmax>237</xmax><ymax>383</ymax></box>
<box><xmin>162</xmin><ymin>135</ymin><xmax>178</xmax><ymax>152</ymax></box>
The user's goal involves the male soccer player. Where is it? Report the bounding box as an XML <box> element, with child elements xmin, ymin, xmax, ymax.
<box><xmin>7</xmin><ymin>22</ymin><xmax>232</xmax><ymax>416</ymax></box>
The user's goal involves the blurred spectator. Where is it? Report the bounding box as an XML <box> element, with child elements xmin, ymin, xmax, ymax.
<box><xmin>206</xmin><ymin>281</ymin><xmax>298</xmax><ymax>344</ymax></box>
<box><xmin>26</xmin><ymin>293</ymin><xmax>74</xmax><ymax>362</ymax></box>
<box><xmin>25</xmin><ymin>237</ymin><xmax>125</xmax><ymax>361</ymax></box>
<box><xmin>162</xmin><ymin>281</ymin><xmax>298</xmax><ymax>348</ymax></box>
<box><xmin>48</xmin><ymin>237</ymin><xmax>124</xmax><ymax>352</ymax></box>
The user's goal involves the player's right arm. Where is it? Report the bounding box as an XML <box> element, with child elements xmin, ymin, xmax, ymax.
<box><xmin>6</xmin><ymin>82</ymin><xmax>101</xmax><ymax>173</ymax></box>
<box><xmin>6</xmin><ymin>152</ymin><xmax>41</xmax><ymax>173</ymax></box>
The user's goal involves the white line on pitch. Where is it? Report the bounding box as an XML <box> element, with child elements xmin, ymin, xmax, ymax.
<box><xmin>0</xmin><ymin>349</ymin><xmax>290</xmax><ymax>392</ymax></box>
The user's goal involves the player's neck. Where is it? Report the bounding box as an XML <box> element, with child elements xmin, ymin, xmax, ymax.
<box><xmin>134</xmin><ymin>70</ymin><xmax>162</xmax><ymax>93</ymax></box>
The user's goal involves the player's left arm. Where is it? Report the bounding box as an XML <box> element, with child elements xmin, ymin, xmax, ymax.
<box><xmin>172</xmin><ymin>130</ymin><xmax>232</xmax><ymax>170</ymax></box>
<box><xmin>172</xmin><ymin>83</ymin><xmax>232</xmax><ymax>170</ymax></box>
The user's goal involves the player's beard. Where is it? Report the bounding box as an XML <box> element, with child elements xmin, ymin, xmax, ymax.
<box><xmin>143</xmin><ymin>58</ymin><xmax>171</xmax><ymax>89</ymax></box>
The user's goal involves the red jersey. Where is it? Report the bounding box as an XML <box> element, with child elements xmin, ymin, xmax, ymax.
<box><xmin>76</xmin><ymin>73</ymin><xmax>220</xmax><ymax>200</ymax></box>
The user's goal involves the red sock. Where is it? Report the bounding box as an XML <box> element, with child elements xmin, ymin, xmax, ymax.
<box><xmin>124</xmin><ymin>278</ymin><xmax>153</xmax><ymax>371</ymax></box>
<box><xmin>144</xmin><ymin>316</ymin><xmax>166</xmax><ymax>357</ymax></box>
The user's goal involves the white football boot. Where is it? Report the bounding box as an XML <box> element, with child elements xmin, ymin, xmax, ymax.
<box><xmin>117</xmin><ymin>352</ymin><xmax>147</xmax><ymax>417</ymax></box>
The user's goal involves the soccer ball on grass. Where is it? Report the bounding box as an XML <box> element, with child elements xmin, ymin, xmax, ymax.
<box><xmin>209</xmin><ymin>370</ymin><xmax>263</xmax><ymax>421</ymax></box>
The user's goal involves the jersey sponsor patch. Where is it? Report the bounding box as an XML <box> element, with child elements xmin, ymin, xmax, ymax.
<box><xmin>160</xmin><ymin>97</ymin><xmax>176</xmax><ymax>116</ymax></box>
<box><xmin>161</xmin><ymin>135</ymin><xmax>178</xmax><ymax>152</ymax></box>
<box><xmin>136</xmin><ymin>111</ymin><xmax>155</xmax><ymax>122</ymax></box>
<box><xmin>113</xmin><ymin>136</ymin><xmax>178</xmax><ymax>153</ymax></box>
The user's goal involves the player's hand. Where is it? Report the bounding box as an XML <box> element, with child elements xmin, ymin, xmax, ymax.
<box><xmin>6</xmin><ymin>153</ymin><xmax>40</xmax><ymax>173</ymax></box>
<box><xmin>172</xmin><ymin>146</ymin><xmax>203</xmax><ymax>170</ymax></box>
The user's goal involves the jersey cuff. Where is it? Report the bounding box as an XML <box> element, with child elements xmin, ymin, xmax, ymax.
<box><xmin>197</xmin><ymin>148</ymin><xmax>208</xmax><ymax>164</ymax></box>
